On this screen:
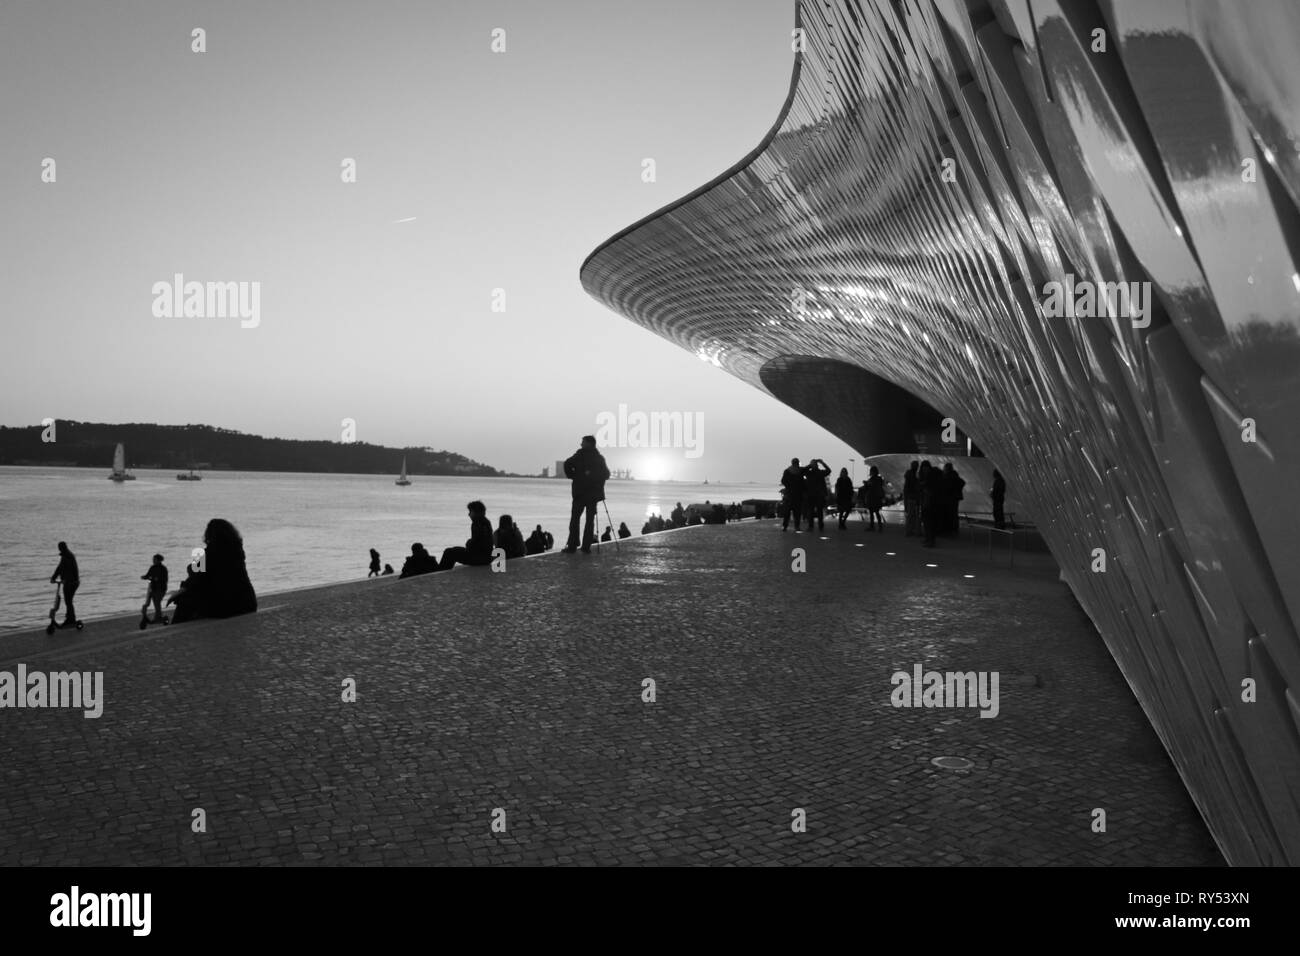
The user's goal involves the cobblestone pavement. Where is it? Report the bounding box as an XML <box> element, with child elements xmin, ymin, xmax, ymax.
<box><xmin>0</xmin><ymin>519</ymin><xmax>1223</xmax><ymax>865</ymax></box>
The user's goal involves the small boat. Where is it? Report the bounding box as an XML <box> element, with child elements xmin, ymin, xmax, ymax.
<box><xmin>108</xmin><ymin>442</ymin><xmax>136</xmax><ymax>482</ymax></box>
<box><xmin>177</xmin><ymin>448</ymin><xmax>203</xmax><ymax>480</ymax></box>
<box><xmin>395</xmin><ymin>457</ymin><xmax>412</xmax><ymax>486</ymax></box>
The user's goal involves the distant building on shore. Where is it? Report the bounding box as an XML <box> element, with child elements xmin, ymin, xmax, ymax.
<box><xmin>554</xmin><ymin>459</ymin><xmax>564</xmax><ymax>478</ymax></box>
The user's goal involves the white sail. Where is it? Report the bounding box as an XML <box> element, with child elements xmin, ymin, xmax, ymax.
<box><xmin>395</xmin><ymin>456</ymin><xmax>411</xmax><ymax>485</ymax></box>
<box><xmin>400</xmin><ymin>457</ymin><xmax>407</xmax><ymax>480</ymax></box>
<box><xmin>113</xmin><ymin>443</ymin><xmax>125</xmax><ymax>475</ymax></box>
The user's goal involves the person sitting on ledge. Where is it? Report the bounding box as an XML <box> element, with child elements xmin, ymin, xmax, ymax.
<box><xmin>671</xmin><ymin>502</ymin><xmax>686</xmax><ymax>528</ymax></box>
<box><xmin>399</xmin><ymin>543</ymin><xmax>437</xmax><ymax>578</ymax></box>
<box><xmin>494</xmin><ymin>514</ymin><xmax>526</xmax><ymax>559</ymax></box>
<box><xmin>618</xmin><ymin>522</ymin><xmax>631</xmax><ymax>539</ymax></box>
<box><xmin>438</xmin><ymin>500</ymin><xmax>494</xmax><ymax>570</ymax></box>
<box><xmin>600</xmin><ymin>525</ymin><xmax>613</xmax><ymax>542</ymax></box>
<box><xmin>168</xmin><ymin>518</ymin><xmax>257</xmax><ymax>623</ymax></box>
<box><xmin>525</xmin><ymin>524</ymin><xmax>547</xmax><ymax>556</ymax></box>
<box><xmin>381</xmin><ymin>563</ymin><xmax>395</xmax><ymax>576</ymax></box>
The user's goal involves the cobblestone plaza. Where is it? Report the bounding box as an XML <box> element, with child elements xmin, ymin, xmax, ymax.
<box><xmin>0</xmin><ymin>524</ymin><xmax>1219</xmax><ymax>865</ymax></box>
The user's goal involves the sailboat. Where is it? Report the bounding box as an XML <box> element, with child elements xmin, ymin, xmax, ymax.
<box><xmin>108</xmin><ymin>442</ymin><xmax>136</xmax><ymax>481</ymax></box>
<box><xmin>395</xmin><ymin>457</ymin><xmax>412</xmax><ymax>486</ymax></box>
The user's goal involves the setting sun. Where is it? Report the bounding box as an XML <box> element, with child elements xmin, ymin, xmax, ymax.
<box><xmin>640</xmin><ymin>457</ymin><xmax>669</xmax><ymax>482</ymax></box>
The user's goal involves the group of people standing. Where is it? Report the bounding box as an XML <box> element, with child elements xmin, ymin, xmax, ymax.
<box><xmin>780</xmin><ymin>455</ymin><xmax>1009</xmax><ymax>546</ymax></box>
<box><xmin>902</xmin><ymin>460</ymin><xmax>967</xmax><ymax>547</ymax></box>
<box><xmin>780</xmin><ymin>458</ymin><xmax>832</xmax><ymax>532</ymax></box>
<box><xmin>780</xmin><ymin>458</ymin><xmax>887</xmax><ymax>532</ymax></box>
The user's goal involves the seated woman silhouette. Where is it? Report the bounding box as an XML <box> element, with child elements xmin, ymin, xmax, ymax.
<box><xmin>494</xmin><ymin>514</ymin><xmax>526</xmax><ymax>560</ymax></box>
<box><xmin>168</xmin><ymin>518</ymin><xmax>257</xmax><ymax>623</ymax></box>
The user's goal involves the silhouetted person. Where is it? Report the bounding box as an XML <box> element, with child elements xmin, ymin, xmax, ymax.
<box><xmin>400</xmin><ymin>543</ymin><xmax>436</xmax><ymax>578</ymax></box>
<box><xmin>50</xmin><ymin>541</ymin><xmax>80</xmax><ymax>628</ymax></box>
<box><xmin>600</xmin><ymin>526</ymin><xmax>612</xmax><ymax>542</ymax></box>
<box><xmin>803</xmin><ymin>458</ymin><xmax>831</xmax><ymax>531</ymax></box>
<box><xmin>543</xmin><ymin>530</ymin><xmax>554</xmax><ymax>551</ymax></box>
<box><xmin>141</xmin><ymin>553</ymin><xmax>169</xmax><ymax>623</ymax></box>
<box><xmin>525</xmin><ymin>525</ymin><xmax>547</xmax><ymax>556</ymax></box>
<box><xmin>168</xmin><ymin>518</ymin><xmax>258</xmax><ymax>622</ymax></box>
<box><xmin>494</xmin><ymin>514</ymin><xmax>526</xmax><ymax>559</ymax></box>
<box><xmin>382</xmin><ymin>563</ymin><xmax>395</xmax><ymax>576</ymax></box>
<box><xmin>865</xmin><ymin>465</ymin><xmax>885</xmax><ymax>532</ymax></box>
<box><xmin>781</xmin><ymin>458</ymin><xmax>805</xmax><ymax>531</ymax></box>
<box><xmin>920</xmin><ymin>462</ymin><xmax>942</xmax><ymax>547</ymax></box>
<box><xmin>671</xmin><ymin>502</ymin><xmax>685</xmax><ymax>527</ymax></box>
<box><xmin>991</xmin><ymin>469</ymin><xmax>1007</xmax><ymax>529</ymax></box>
<box><xmin>562</xmin><ymin>436</ymin><xmax>610</xmax><ymax>553</ymax></box>
<box><xmin>943</xmin><ymin>463</ymin><xmax>965</xmax><ymax>535</ymax></box>
<box><xmin>439</xmin><ymin>501</ymin><xmax>495</xmax><ymax>570</ymax></box>
<box><xmin>903</xmin><ymin>461</ymin><xmax>920</xmax><ymax>536</ymax></box>
<box><xmin>368</xmin><ymin>548</ymin><xmax>381</xmax><ymax>578</ymax></box>
<box><xmin>618</xmin><ymin>522</ymin><xmax>631</xmax><ymax>539</ymax></box>
<box><xmin>834</xmin><ymin>467</ymin><xmax>855</xmax><ymax>529</ymax></box>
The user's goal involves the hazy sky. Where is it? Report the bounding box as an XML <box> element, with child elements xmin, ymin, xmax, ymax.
<box><xmin>0</xmin><ymin>0</ymin><xmax>856</xmax><ymax>482</ymax></box>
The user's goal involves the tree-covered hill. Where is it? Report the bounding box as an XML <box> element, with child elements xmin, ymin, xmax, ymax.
<box><xmin>0</xmin><ymin>421</ymin><xmax>505</xmax><ymax>476</ymax></box>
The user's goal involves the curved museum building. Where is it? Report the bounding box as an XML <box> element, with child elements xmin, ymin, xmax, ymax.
<box><xmin>580</xmin><ymin>0</ymin><xmax>1300</xmax><ymax>865</ymax></box>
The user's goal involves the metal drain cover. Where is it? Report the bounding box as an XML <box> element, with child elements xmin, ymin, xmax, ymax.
<box><xmin>930</xmin><ymin>756</ymin><xmax>974</xmax><ymax>770</ymax></box>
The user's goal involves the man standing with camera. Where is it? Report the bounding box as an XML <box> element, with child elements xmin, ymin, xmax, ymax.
<box><xmin>562</xmin><ymin>435</ymin><xmax>611</xmax><ymax>554</ymax></box>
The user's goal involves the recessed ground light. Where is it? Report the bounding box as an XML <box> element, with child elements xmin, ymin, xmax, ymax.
<box><xmin>855</xmin><ymin>543</ymin><xmax>864</xmax><ymax>547</ymax></box>
<box><xmin>963</xmin><ymin>574</ymin><xmax>975</xmax><ymax>578</ymax></box>
<box><xmin>925</xmin><ymin>563</ymin><xmax>938</xmax><ymax>568</ymax></box>
<box><xmin>819</xmin><ymin>536</ymin><xmax>829</xmax><ymax>540</ymax></box>
<box><xmin>885</xmin><ymin>552</ymin><xmax>896</xmax><ymax>556</ymax></box>
<box><xmin>931</xmin><ymin>756</ymin><xmax>974</xmax><ymax>770</ymax></box>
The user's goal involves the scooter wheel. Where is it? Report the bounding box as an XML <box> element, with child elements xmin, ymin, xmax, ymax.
<box><xmin>45</xmin><ymin>623</ymin><xmax>56</xmax><ymax>635</ymax></box>
<box><xmin>76</xmin><ymin>621</ymin><xmax>85</xmax><ymax>631</ymax></box>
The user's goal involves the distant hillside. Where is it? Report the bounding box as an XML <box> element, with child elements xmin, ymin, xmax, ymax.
<box><xmin>0</xmin><ymin>421</ymin><xmax>505</xmax><ymax>477</ymax></box>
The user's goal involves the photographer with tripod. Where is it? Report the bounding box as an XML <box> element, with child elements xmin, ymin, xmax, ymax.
<box><xmin>562</xmin><ymin>435</ymin><xmax>611</xmax><ymax>554</ymax></box>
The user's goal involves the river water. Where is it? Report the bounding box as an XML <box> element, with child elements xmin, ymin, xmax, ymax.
<box><xmin>0</xmin><ymin>466</ymin><xmax>770</xmax><ymax>630</ymax></box>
